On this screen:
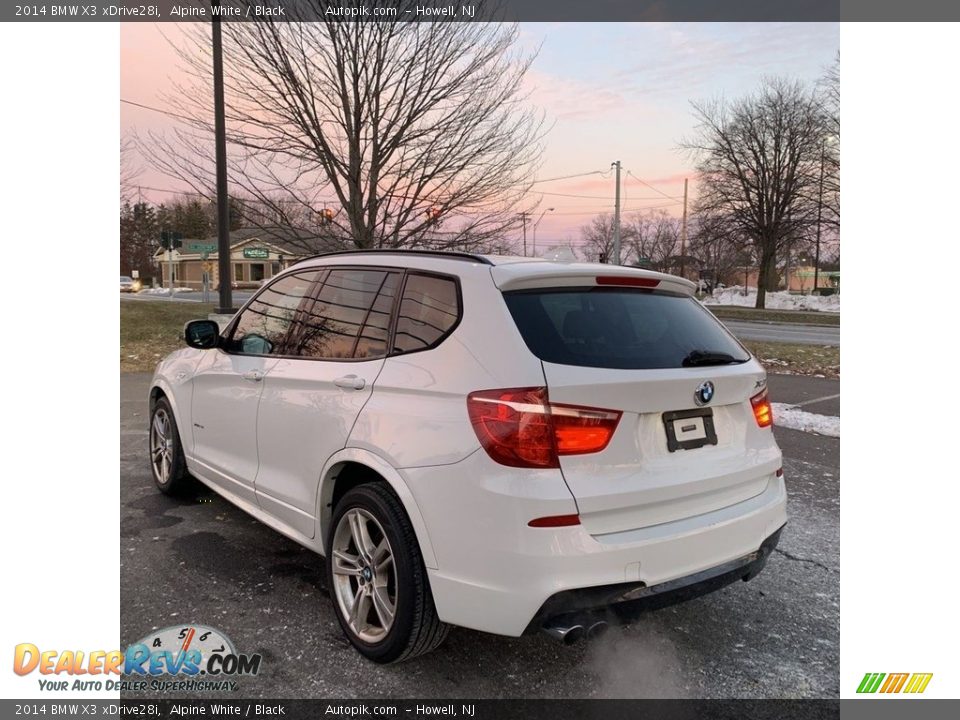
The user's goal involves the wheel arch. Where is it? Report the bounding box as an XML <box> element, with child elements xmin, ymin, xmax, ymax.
<box><xmin>149</xmin><ymin>379</ymin><xmax>181</xmax><ymax>421</ymax></box>
<box><xmin>316</xmin><ymin>448</ymin><xmax>438</xmax><ymax>569</ymax></box>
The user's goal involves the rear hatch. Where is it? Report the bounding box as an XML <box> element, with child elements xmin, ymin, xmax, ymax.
<box><xmin>496</xmin><ymin>265</ymin><xmax>781</xmax><ymax>536</ymax></box>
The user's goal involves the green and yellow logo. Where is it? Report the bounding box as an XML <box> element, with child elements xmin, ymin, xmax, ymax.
<box><xmin>857</xmin><ymin>673</ymin><xmax>933</xmax><ymax>694</ymax></box>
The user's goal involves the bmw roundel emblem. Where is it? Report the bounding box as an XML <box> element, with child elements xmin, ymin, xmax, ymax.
<box><xmin>694</xmin><ymin>381</ymin><xmax>715</xmax><ymax>406</ymax></box>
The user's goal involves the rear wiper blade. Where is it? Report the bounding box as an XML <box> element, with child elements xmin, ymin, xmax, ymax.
<box><xmin>682</xmin><ymin>350</ymin><xmax>739</xmax><ymax>367</ymax></box>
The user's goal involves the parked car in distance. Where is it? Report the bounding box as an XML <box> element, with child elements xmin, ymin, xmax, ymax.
<box><xmin>149</xmin><ymin>250</ymin><xmax>786</xmax><ymax>663</ymax></box>
<box><xmin>120</xmin><ymin>276</ymin><xmax>141</xmax><ymax>293</ymax></box>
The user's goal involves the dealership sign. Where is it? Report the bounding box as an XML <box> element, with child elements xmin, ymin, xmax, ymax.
<box><xmin>243</xmin><ymin>248</ymin><xmax>269</xmax><ymax>259</ymax></box>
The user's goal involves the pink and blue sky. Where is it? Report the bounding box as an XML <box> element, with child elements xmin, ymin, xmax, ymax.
<box><xmin>121</xmin><ymin>22</ymin><xmax>838</xmax><ymax>248</ymax></box>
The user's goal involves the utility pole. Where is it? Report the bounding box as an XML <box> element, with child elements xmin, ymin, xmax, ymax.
<box><xmin>680</xmin><ymin>178</ymin><xmax>688</xmax><ymax>278</ymax></box>
<box><xmin>612</xmin><ymin>161</ymin><xmax>621</xmax><ymax>265</ymax></box>
<box><xmin>167</xmin><ymin>245</ymin><xmax>174</xmax><ymax>300</ymax></box>
<box><xmin>814</xmin><ymin>139</ymin><xmax>826</xmax><ymax>292</ymax></box>
<box><xmin>532</xmin><ymin>207</ymin><xmax>554</xmax><ymax>257</ymax></box>
<box><xmin>519</xmin><ymin>212</ymin><xmax>529</xmax><ymax>256</ymax></box>
<box><xmin>212</xmin><ymin>1</ymin><xmax>234</xmax><ymax>315</ymax></box>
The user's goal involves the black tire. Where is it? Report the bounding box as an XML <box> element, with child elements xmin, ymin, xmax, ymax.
<box><xmin>326</xmin><ymin>483</ymin><xmax>449</xmax><ymax>663</ymax></box>
<box><xmin>149</xmin><ymin>395</ymin><xmax>191</xmax><ymax>496</ymax></box>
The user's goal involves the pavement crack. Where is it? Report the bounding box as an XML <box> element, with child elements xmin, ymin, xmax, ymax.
<box><xmin>773</xmin><ymin>548</ymin><xmax>838</xmax><ymax>574</ymax></box>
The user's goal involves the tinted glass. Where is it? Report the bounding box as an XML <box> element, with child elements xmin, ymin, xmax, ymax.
<box><xmin>504</xmin><ymin>288</ymin><xmax>750</xmax><ymax>370</ymax></box>
<box><xmin>290</xmin><ymin>269</ymin><xmax>398</xmax><ymax>360</ymax></box>
<box><xmin>393</xmin><ymin>274</ymin><xmax>460</xmax><ymax>354</ymax></box>
<box><xmin>228</xmin><ymin>271</ymin><xmax>319</xmax><ymax>355</ymax></box>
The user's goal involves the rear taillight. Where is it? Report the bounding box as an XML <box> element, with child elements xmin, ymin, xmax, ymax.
<box><xmin>751</xmin><ymin>389</ymin><xmax>773</xmax><ymax>428</ymax></box>
<box><xmin>551</xmin><ymin>403</ymin><xmax>622</xmax><ymax>455</ymax></box>
<box><xmin>466</xmin><ymin>387</ymin><xmax>621</xmax><ymax>469</ymax></box>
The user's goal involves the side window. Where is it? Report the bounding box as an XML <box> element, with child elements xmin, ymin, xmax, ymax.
<box><xmin>227</xmin><ymin>271</ymin><xmax>319</xmax><ymax>356</ymax></box>
<box><xmin>288</xmin><ymin>269</ymin><xmax>399</xmax><ymax>360</ymax></box>
<box><xmin>393</xmin><ymin>274</ymin><xmax>460</xmax><ymax>354</ymax></box>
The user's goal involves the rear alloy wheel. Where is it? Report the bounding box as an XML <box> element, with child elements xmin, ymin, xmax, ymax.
<box><xmin>327</xmin><ymin>484</ymin><xmax>448</xmax><ymax>663</ymax></box>
<box><xmin>149</xmin><ymin>396</ymin><xmax>190</xmax><ymax>495</ymax></box>
<box><xmin>331</xmin><ymin>508</ymin><xmax>397</xmax><ymax>643</ymax></box>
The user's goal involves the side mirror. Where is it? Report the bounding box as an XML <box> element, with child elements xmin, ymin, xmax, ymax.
<box><xmin>184</xmin><ymin>319</ymin><xmax>221</xmax><ymax>350</ymax></box>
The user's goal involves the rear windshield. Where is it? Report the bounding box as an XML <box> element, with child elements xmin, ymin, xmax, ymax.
<box><xmin>503</xmin><ymin>288</ymin><xmax>750</xmax><ymax>370</ymax></box>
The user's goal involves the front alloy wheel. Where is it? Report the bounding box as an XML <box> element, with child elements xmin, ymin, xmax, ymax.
<box><xmin>149</xmin><ymin>396</ymin><xmax>189</xmax><ymax>495</ymax></box>
<box><xmin>150</xmin><ymin>407</ymin><xmax>174</xmax><ymax>486</ymax></box>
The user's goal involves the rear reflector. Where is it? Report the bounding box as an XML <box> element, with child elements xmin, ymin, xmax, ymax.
<box><xmin>528</xmin><ymin>514</ymin><xmax>581</xmax><ymax>528</ymax></box>
<box><xmin>466</xmin><ymin>388</ymin><xmax>621</xmax><ymax>469</ymax></box>
<box><xmin>596</xmin><ymin>275</ymin><xmax>660</xmax><ymax>288</ymax></box>
<box><xmin>751</xmin><ymin>389</ymin><xmax>773</xmax><ymax>428</ymax></box>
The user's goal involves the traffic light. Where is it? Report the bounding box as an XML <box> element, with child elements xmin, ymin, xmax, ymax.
<box><xmin>160</xmin><ymin>231</ymin><xmax>183</xmax><ymax>250</ymax></box>
<box><xmin>424</xmin><ymin>207</ymin><xmax>442</xmax><ymax>223</ymax></box>
<box><xmin>320</xmin><ymin>208</ymin><xmax>335</xmax><ymax>224</ymax></box>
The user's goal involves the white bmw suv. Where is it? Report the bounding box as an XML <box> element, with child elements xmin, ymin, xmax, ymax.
<box><xmin>149</xmin><ymin>250</ymin><xmax>786</xmax><ymax>663</ymax></box>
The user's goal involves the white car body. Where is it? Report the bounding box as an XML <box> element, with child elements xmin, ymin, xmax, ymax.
<box><xmin>151</xmin><ymin>251</ymin><xmax>786</xmax><ymax>644</ymax></box>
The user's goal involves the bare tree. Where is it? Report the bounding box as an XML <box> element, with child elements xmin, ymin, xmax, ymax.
<box><xmin>688</xmin><ymin>209</ymin><xmax>746</xmax><ymax>289</ymax></box>
<box><xmin>139</xmin><ymin>3</ymin><xmax>544</xmax><ymax>254</ymax></box>
<box><xmin>817</xmin><ymin>52</ymin><xmax>840</xmax><ymax>231</ymax></box>
<box><xmin>120</xmin><ymin>135</ymin><xmax>142</xmax><ymax>205</ymax></box>
<box><xmin>624</xmin><ymin>210</ymin><xmax>680</xmax><ymax>270</ymax></box>
<box><xmin>579</xmin><ymin>214</ymin><xmax>625</xmax><ymax>264</ymax></box>
<box><xmin>681</xmin><ymin>77</ymin><xmax>826</xmax><ymax>308</ymax></box>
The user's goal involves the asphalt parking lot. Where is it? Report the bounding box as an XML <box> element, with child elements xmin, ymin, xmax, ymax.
<box><xmin>120</xmin><ymin>372</ymin><xmax>839</xmax><ymax>699</ymax></box>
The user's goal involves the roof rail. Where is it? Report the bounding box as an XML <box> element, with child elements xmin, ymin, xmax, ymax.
<box><xmin>293</xmin><ymin>248</ymin><xmax>494</xmax><ymax>266</ymax></box>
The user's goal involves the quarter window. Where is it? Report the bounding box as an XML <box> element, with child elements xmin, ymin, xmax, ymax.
<box><xmin>393</xmin><ymin>274</ymin><xmax>460</xmax><ymax>354</ymax></box>
<box><xmin>227</xmin><ymin>271</ymin><xmax>319</xmax><ymax>356</ymax></box>
<box><xmin>288</xmin><ymin>269</ymin><xmax>400</xmax><ymax>360</ymax></box>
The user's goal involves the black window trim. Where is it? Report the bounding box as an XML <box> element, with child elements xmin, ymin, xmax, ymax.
<box><xmin>219</xmin><ymin>264</ymin><xmax>463</xmax><ymax>363</ymax></box>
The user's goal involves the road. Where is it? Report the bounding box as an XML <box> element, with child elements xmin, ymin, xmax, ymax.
<box><xmin>720</xmin><ymin>319</ymin><xmax>840</xmax><ymax>346</ymax></box>
<box><xmin>120</xmin><ymin>372</ymin><xmax>838</xmax><ymax>699</ymax></box>
<box><xmin>122</xmin><ymin>290</ymin><xmax>257</xmax><ymax>306</ymax></box>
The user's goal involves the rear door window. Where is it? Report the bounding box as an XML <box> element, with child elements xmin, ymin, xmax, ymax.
<box><xmin>288</xmin><ymin>269</ymin><xmax>400</xmax><ymax>360</ymax></box>
<box><xmin>504</xmin><ymin>288</ymin><xmax>749</xmax><ymax>369</ymax></box>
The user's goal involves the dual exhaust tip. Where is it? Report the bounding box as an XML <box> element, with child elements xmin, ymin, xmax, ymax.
<box><xmin>542</xmin><ymin>619</ymin><xmax>609</xmax><ymax>645</ymax></box>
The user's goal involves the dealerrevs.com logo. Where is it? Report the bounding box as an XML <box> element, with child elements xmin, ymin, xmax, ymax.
<box><xmin>13</xmin><ymin>625</ymin><xmax>262</xmax><ymax>692</ymax></box>
<box><xmin>857</xmin><ymin>672</ymin><xmax>933</xmax><ymax>694</ymax></box>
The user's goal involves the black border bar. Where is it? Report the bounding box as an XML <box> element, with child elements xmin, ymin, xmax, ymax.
<box><xmin>2</xmin><ymin>699</ymin><xmax>843</xmax><ymax>720</ymax></box>
<box><xmin>7</xmin><ymin>0</ymin><xmax>960</xmax><ymax>22</ymax></box>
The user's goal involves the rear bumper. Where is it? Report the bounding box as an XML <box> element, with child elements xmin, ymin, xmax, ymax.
<box><xmin>525</xmin><ymin>524</ymin><xmax>784</xmax><ymax>633</ymax></box>
<box><xmin>407</xmin><ymin>450</ymin><xmax>787</xmax><ymax>637</ymax></box>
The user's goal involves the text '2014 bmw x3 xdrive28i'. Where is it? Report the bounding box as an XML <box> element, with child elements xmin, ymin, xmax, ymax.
<box><xmin>148</xmin><ymin>250</ymin><xmax>786</xmax><ymax>663</ymax></box>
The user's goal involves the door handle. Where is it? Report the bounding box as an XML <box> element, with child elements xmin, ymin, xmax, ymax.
<box><xmin>333</xmin><ymin>375</ymin><xmax>366</xmax><ymax>390</ymax></box>
<box><xmin>242</xmin><ymin>370</ymin><xmax>264</xmax><ymax>382</ymax></box>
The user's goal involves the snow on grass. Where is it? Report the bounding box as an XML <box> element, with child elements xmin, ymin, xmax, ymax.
<box><xmin>139</xmin><ymin>287</ymin><xmax>196</xmax><ymax>296</ymax></box>
<box><xmin>771</xmin><ymin>403</ymin><xmax>840</xmax><ymax>437</ymax></box>
<box><xmin>703</xmin><ymin>286</ymin><xmax>839</xmax><ymax>313</ymax></box>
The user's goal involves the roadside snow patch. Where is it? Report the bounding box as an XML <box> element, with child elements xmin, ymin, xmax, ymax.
<box><xmin>771</xmin><ymin>403</ymin><xmax>840</xmax><ymax>437</ymax></box>
<box><xmin>702</xmin><ymin>286</ymin><xmax>839</xmax><ymax>313</ymax></box>
<box><xmin>140</xmin><ymin>287</ymin><xmax>196</xmax><ymax>296</ymax></box>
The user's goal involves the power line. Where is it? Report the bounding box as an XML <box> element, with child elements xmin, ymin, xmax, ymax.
<box><xmin>121</xmin><ymin>98</ymin><xmax>195</xmax><ymax>123</ymax></box>
<box><xmin>529</xmin><ymin>170</ymin><xmax>607</xmax><ymax>185</ymax></box>
<box><xmin>136</xmin><ymin>185</ymin><xmax>209</xmax><ymax>197</ymax></box>
<box><xmin>625</xmin><ymin>170</ymin><xmax>684</xmax><ymax>201</ymax></box>
<box><xmin>531</xmin><ymin>190</ymin><xmax>671</xmax><ymax>200</ymax></box>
